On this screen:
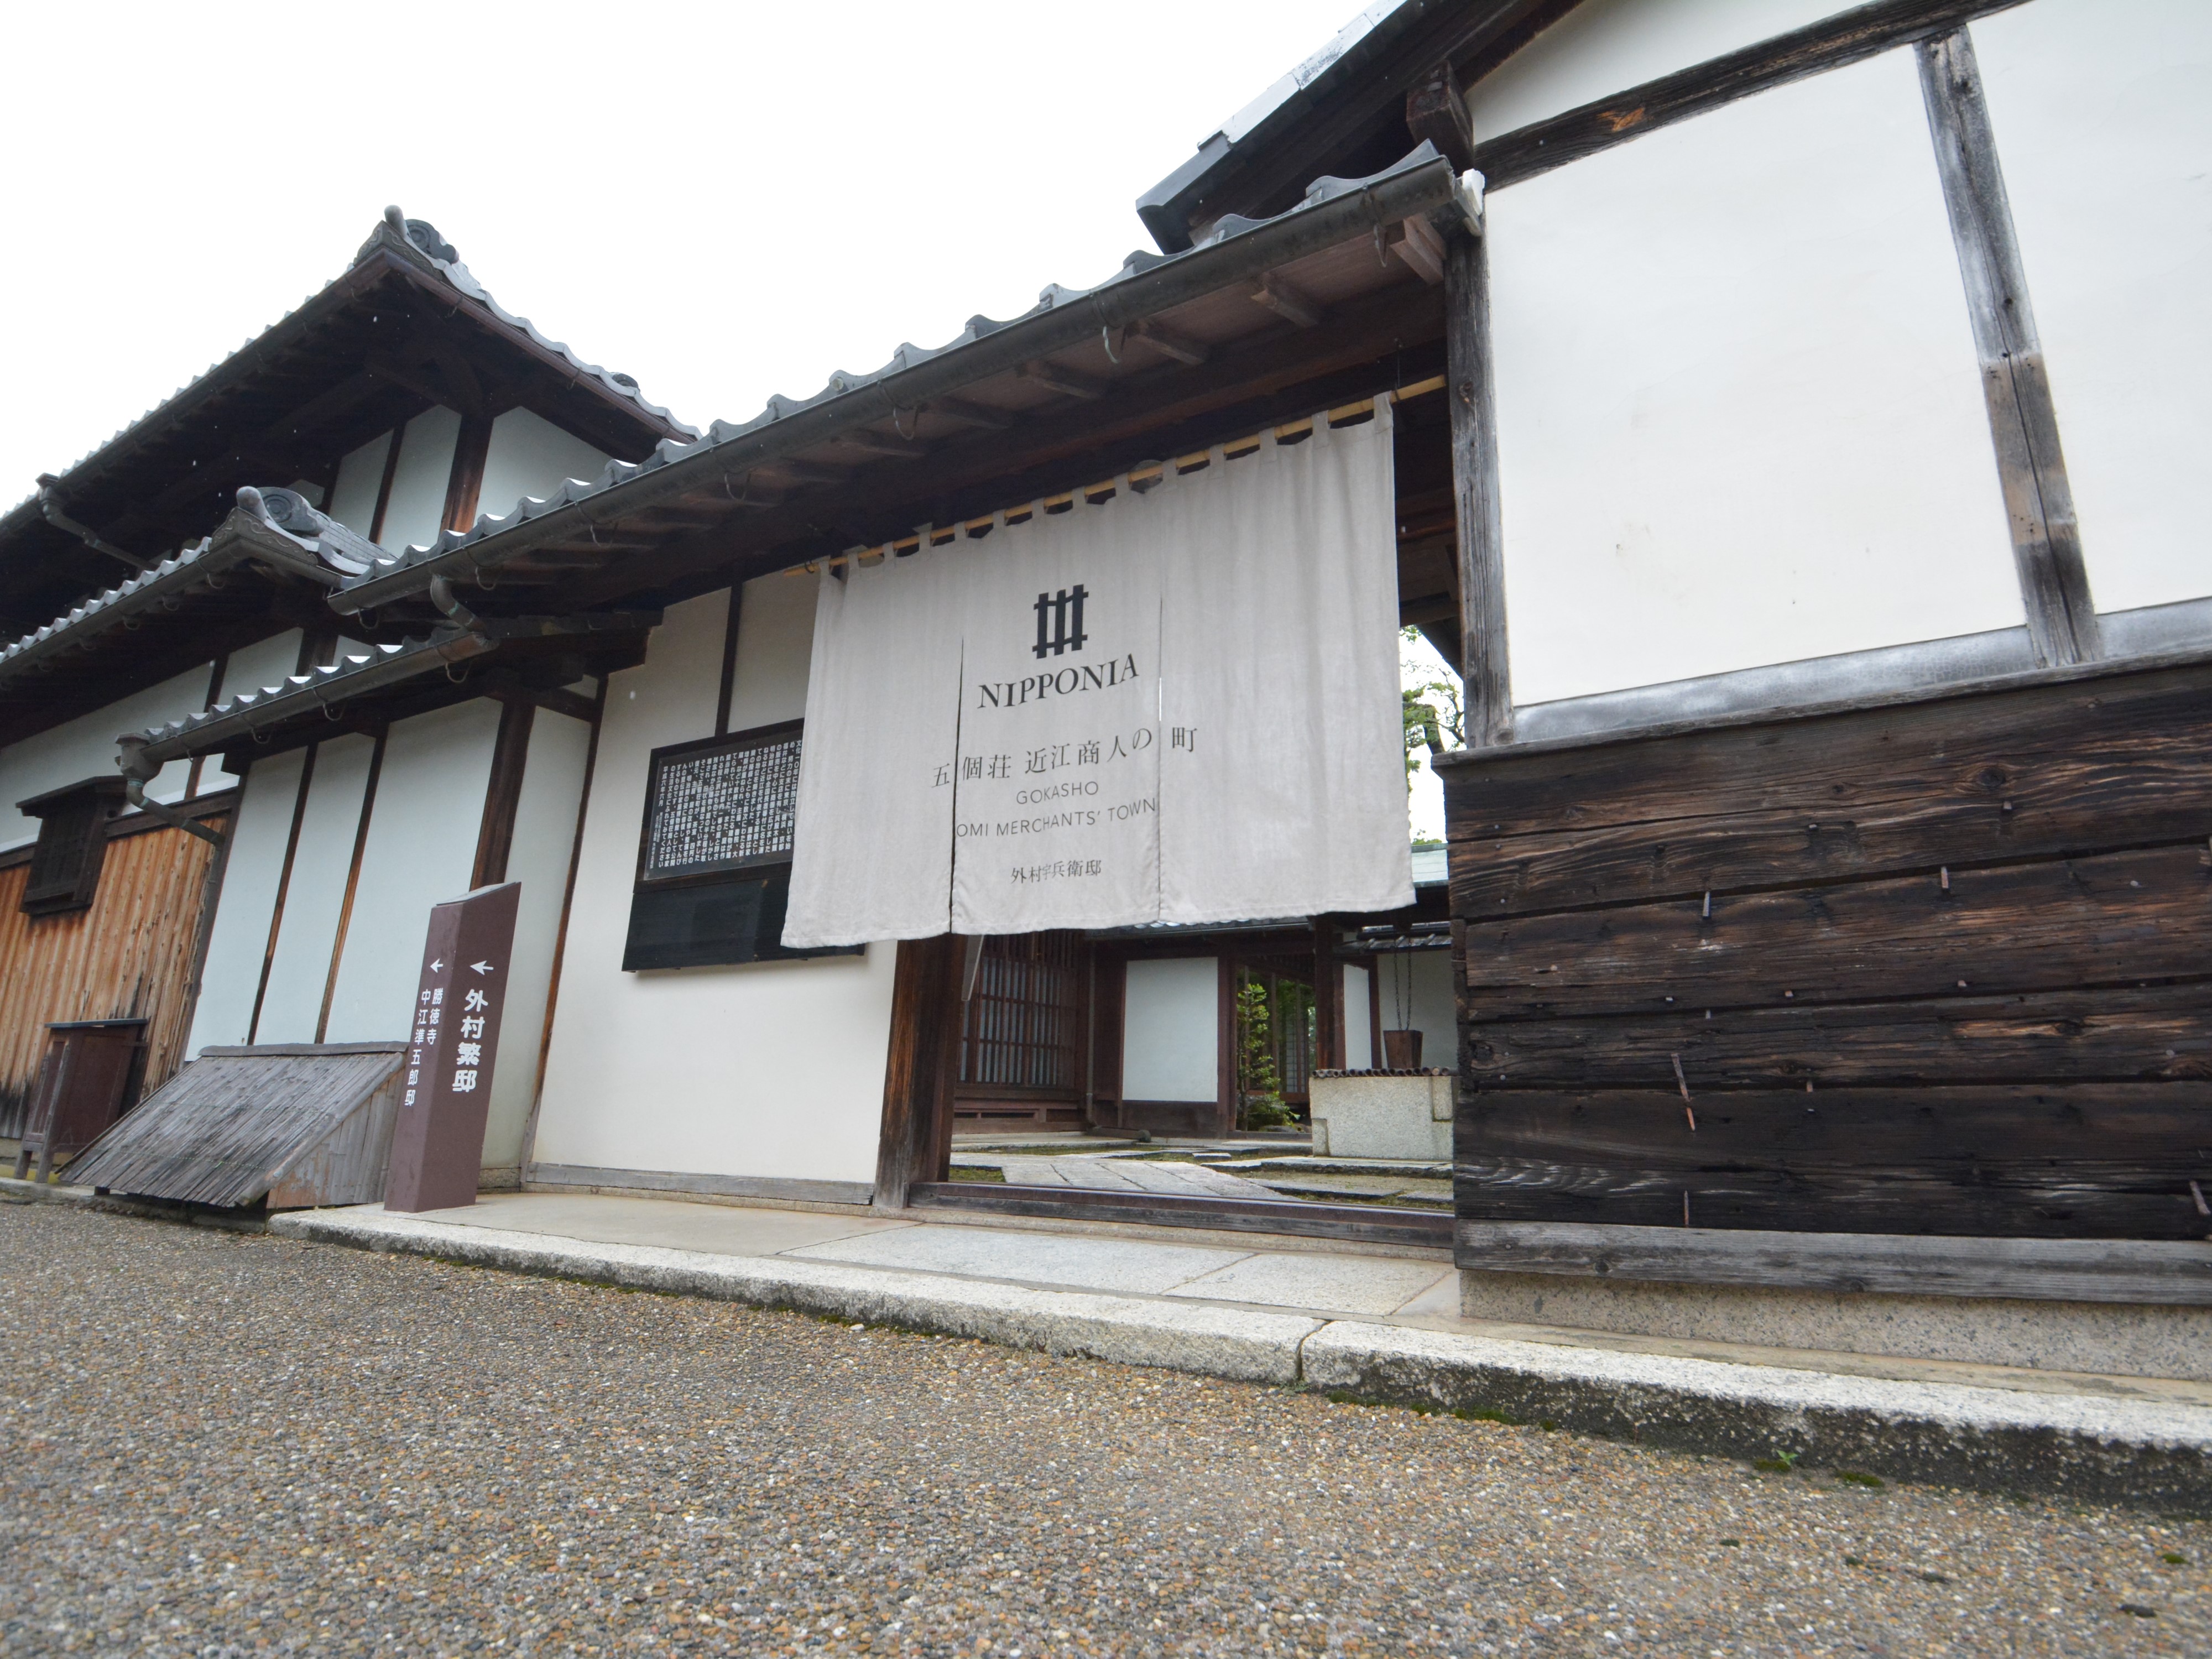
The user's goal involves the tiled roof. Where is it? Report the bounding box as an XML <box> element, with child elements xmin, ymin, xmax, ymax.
<box><xmin>333</xmin><ymin>145</ymin><xmax>1458</xmax><ymax>603</ymax></box>
<box><xmin>0</xmin><ymin>209</ymin><xmax>694</xmax><ymax>553</ymax></box>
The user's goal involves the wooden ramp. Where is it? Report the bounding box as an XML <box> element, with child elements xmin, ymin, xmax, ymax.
<box><xmin>995</xmin><ymin>1155</ymin><xmax>1281</xmax><ymax>1200</ymax></box>
<box><xmin>65</xmin><ymin>1042</ymin><xmax>406</xmax><ymax>1209</ymax></box>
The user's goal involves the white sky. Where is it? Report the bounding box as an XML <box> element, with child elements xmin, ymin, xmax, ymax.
<box><xmin>3</xmin><ymin>0</ymin><xmax>1362</xmax><ymax>497</ymax></box>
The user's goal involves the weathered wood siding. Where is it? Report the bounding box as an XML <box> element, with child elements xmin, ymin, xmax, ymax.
<box><xmin>1444</xmin><ymin>660</ymin><xmax>2212</xmax><ymax>1243</ymax></box>
<box><xmin>0</xmin><ymin>818</ymin><xmax>226</xmax><ymax>1139</ymax></box>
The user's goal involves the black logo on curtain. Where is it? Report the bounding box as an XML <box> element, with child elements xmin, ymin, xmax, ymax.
<box><xmin>1032</xmin><ymin>586</ymin><xmax>1089</xmax><ymax>659</ymax></box>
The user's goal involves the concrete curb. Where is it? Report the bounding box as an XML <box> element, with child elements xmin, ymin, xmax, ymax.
<box><xmin>269</xmin><ymin>1208</ymin><xmax>1316</xmax><ymax>1384</ymax></box>
<box><xmin>1303</xmin><ymin>1322</ymin><xmax>2212</xmax><ymax>1515</ymax></box>
<box><xmin>246</xmin><ymin>1207</ymin><xmax>2212</xmax><ymax>1515</ymax></box>
<box><xmin>0</xmin><ymin>1175</ymin><xmax>266</xmax><ymax>1231</ymax></box>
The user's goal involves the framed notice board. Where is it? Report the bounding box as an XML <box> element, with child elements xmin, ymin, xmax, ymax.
<box><xmin>625</xmin><ymin>721</ymin><xmax>852</xmax><ymax>970</ymax></box>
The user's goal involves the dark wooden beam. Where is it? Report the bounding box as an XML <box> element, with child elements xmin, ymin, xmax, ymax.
<box><xmin>913</xmin><ymin>1182</ymin><xmax>1451</xmax><ymax>1248</ymax></box>
<box><xmin>443</xmin><ymin>410</ymin><xmax>495</xmax><ymax>533</ymax></box>
<box><xmin>1020</xmin><ymin>361</ymin><xmax>1108</xmax><ymax>401</ymax></box>
<box><xmin>248</xmin><ymin>740</ymin><xmax>320</xmax><ymax>1044</ymax></box>
<box><xmin>715</xmin><ymin>571</ymin><xmax>744</xmax><ymax>737</ymax></box>
<box><xmin>1252</xmin><ymin>274</ymin><xmax>1324</xmax><ymax>328</ymax></box>
<box><xmin>1313</xmin><ymin>915</ymin><xmax>1345</xmax><ymax>1071</ymax></box>
<box><xmin>1405</xmin><ymin>60</ymin><xmax>1477</xmax><ymax>170</ymax></box>
<box><xmin>1130</xmin><ymin>319</ymin><xmax>1211</xmax><ymax>367</ymax></box>
<box><xmin>1455</xmin><ymin>1221</ymin><xmax>2212</xmax><ymax>1303</ymax></box>
<box><xmin>364</xmin><ymin>350</ymin><xmax>456</xmax><ymax>413</ymax></box>
<box><xmin>1392</xmin><ymin>216</ymin><xmax>1448</xmax><ymax>286</ymax></box>
<box><xmin>835</xmin><ymin>429</ymin><xmax>930</xmax><ymax>461</ymax></box>
<box><xmin>928</xmin><ymin>398</ymin><xmax>1013</xmax><ymax>431</ymax></box>
<box><xmin>316</xmin><ymin>726</ymin><xmax>388</xmax><ymax>1043</ymax></box>
<box><xmin>259</xmin><ymin>369</ymin><xmax>387</xmax><ymax>447</ymax></box>
<box><xmin>874</xmin><ymin>934</ymin><xmax>963</xmax><ymax>1209</ymax></box>
<box><xmin>472</xmin><ymin>697</ymin><xmax>536</xmax><ymax>887</ymax></box>
<box><xmin>1445</xmin><ymin>226</ymin><xmax>1510</xmax><ymax>746</ymax></box>
<box><xmin>1916</xmin><ymin>28</ymin><xmax>2099</xmax><ymax>667</ymax></box>
<box><xmin>368</xmin><ymin>427</ymin><xmax>404</xmax><ymax>544</ymax></box>
<box><xmin>1468</xmin><ymin>0</ymin><xmax>2031</xmax><ymax>194</ymax></box>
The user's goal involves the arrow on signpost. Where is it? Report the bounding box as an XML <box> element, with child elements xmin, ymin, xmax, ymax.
<box><xmin>430</xmin><ymin>959</ymin><xmax>444</xmax><ymax>973</ymax></box>
<box><xmin>470</xmin><ymin>961</ymin><xmax>496</xmax><ymax>974</ymax></box>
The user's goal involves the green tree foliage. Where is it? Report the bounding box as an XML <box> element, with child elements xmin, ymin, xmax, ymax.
<box><xmin>1235</xmin><ymin>975</ymin><xmax>1297</xmax><ymax>1130</ymax></box>
<box><xmin>1401</xmin><ymin>625</ymin><xmax>1465</xmax><ymax>780</ymax></box>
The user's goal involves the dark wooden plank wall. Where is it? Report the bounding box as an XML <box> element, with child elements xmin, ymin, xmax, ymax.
<box><xmin>0</xmin><ymin>818</ymin><xmax>229</xmax><ymax>1141</ymax></box>
<box><xmin>1443</xmin><ymin>661</ymin><xmax>2212</xmax><ymax>1242</ymax></box>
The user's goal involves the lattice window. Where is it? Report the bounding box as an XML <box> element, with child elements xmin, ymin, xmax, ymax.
<box><xmin>638</xmin><ymin>721</ymin><xmax>802</xmax><ymax>881</ymax></box>
<box><xmin>623</xmin><ymin>721</ymin><xmax>853</xmax><ymax>971</ymax></box>
<box><xmin>19</xmin><ymin>779</ymin><xmax>122</xmax><ymax>917</ymax></box>
<box><xmin>960</xmin><ymin>932</ymin><xmax>1086</xmax><ymax>1094</ymax></box>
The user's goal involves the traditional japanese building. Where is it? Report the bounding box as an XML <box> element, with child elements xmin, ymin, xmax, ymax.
<box><xmin>13</xmin><ymin>0</ymin><xmax>2212</xmax><ymax>1380</ymax></box>
<box><xmin>0</xmin><ymin>208</ymin><xmax>686</xmax><ymax>1175</ymax></box>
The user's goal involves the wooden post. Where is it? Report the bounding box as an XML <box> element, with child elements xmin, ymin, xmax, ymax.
<box><xmin>1216</xmin><ymin>953</ymin><xmax>1240</xmax><ymax>1136</ymax></box>
<box><xmin>472</xmin><ymin>698</ymin><xmax>536</xmax><ymax>888</ymax></box>
<box><xmin>367</xmin><ymin>429</ymin><xmax>403</xmax><ymax>546</ymax></box>
<box><xmin>874</xmin><ymin>934</ymin><xmax>963</xmax><ymax>1209</ymax></box>
<box><xmin>1445</xmin><ymin>224</ymin><xmax>1511</xmax><ymax>746</ymax></box>
<box><xmin>714</xmin><ymin>575</ymin><xmax>745</xmax><ymax>737</ymax></box>
<box><xmin>1312</xmin><ymin>915</ymin><xmax>1344</xmax><ymax>1072</ymax></box>
<box><xmin>1405</xmin><ymin>62</ymin><xmax>1475</xmax><ymax>171</ymax></box>
<box><xmin>1090</xmin><ymin>952</ymin><xmax>1127</xmax><ymax>1130</ymax></box>
<box><xmin>248</xmin><ymin>742</ymin><xmax>319</xmax><ymax>1044</ymax></box>
<box><xmin>1917</xmin><ymin>29</ymin><xmax>2100</xmax><ymax>666</ymax></box>
<box><xmin>316</xmin><ymin>726</ymin><xmax>388</xmax><ymax>1042</ymax></box>
<box><xmin>442</xmin><ymin>411</ymin><xmax>495</xmax><ymax>534</ymax></box>
<box><xmin>1366</xmin><ymin>957</ymin><xmax>1385</xmax><ymax>1072</ymax></box>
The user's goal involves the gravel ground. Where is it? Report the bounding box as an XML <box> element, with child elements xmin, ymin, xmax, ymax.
<box><xmin>3</xmin><ymin>1202</ymin><xmax>2207</xmax><ymax>1657</ymax></box>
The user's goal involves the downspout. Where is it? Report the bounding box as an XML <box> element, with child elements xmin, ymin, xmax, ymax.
<box><xmin>427</xmin><ymin>573</ymin><xmax>482</xmax><ymax>629</ymax></box>
<box><xmin>39</xmin><ymin>477</ymin><xmax>151</xmax><ymax>572</ymax></box>
<box><xmin>114</xmin><ymin>734</ymin><xmax>225</xmax><ymax>846</ymax></box>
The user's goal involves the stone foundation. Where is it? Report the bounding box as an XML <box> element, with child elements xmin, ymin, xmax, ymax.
<box><xmin>1460</xmin><ymin>1268</ymin><xmax>2212</xmax><ymax>1383</ymax></box>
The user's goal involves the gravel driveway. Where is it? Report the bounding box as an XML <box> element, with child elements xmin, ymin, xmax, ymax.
<box><xmin>2</xmin><ymin>1201</ymin><xmax>2205</xmax><ymax>1656</ymax></box>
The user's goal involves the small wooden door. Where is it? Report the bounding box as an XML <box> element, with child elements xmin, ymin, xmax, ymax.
<box><xmin>14</xmin><ymin>1020</ymin><xmax>146</xmax><ymax>1180</ymax></box>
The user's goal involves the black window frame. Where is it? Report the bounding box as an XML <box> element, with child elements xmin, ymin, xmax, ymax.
<box><xmin>623</xmin><ymin>719</ymin><xmax>853</xmax><ymax>971</ymax></box>
<box><xmin>19</xmin><ymin>777</ymin><xmax>126</xmax><ymax>918</ymax></box>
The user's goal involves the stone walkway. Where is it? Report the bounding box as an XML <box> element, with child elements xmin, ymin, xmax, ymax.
<box><xmin>992</xmin><ymin>1155</ymin><xmax>1286</xmax><ymax>1200</ymax></box>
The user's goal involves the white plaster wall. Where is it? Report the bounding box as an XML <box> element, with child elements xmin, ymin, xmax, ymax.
<box><xmin>531</xmin><ymin>586</ymin><xmax>899</xmax><ymax>1191</ymax></box>
<box><xmin>1465</xmin><ymin>0</ymin><xmax>1852</xmax><ymax>140</ymax></box>
<box><xmin>327</xmin><ymin>431</ymin><xmax>392</xmax><ymax>535</ymax></box>
<box><xmin>1369</xmin><ymin>950</ymin><xmax>1455</xmax><ymax>1072</ymax></box>
<box><xmin>185</xmin><ymin>749</ymin><xmax>306</xmax><ymax>1053</ymax></box>
<box><xmin>204</xmin><ymin>630</ymin><xmax>306</xmax><ymax>794</ymax></box>
<box><xmin>1973</xmin><ymin>0</ymin><xmax>2212</xmax><ymax>614</ymax></box>
<box><xmin>378</xmin><ymin>406</ymin><xmax>462</xmax><ymax>552</ymax></box>
<box><xmin>480</xmin><ymin>708</ymin><xmax>593</xmax><ymax>1174</ymax></box>
<box><xmin>728</xmin><ymin>571</ymin><xmax>815</xmax><ymax>727</ymax></box>
<box><xmin>1342</xmin><ymin>961</ymin><xmax>1373</xmax><ymax>1071</ymax></box>
<box><xmin>250</xmin><ymin>734</ymin><xmax>376</xmax><ymax>1043</ymax></box>
<box><xmin>476</xmin><ymin>409</ymin><xmax>612</xmax><ymax>526</ymax></box>
<box><xmin>322</xmin><ymin>701</ymin><xmax>501</xmax><ymax>1043</ymax></box>
<box><xmin>1121</xmin><ymin>956</ymin><xmax>1218</xmax><ymax>1102</ymax></box>
<box><xmin>1488</xmin><ymin>49</ymin><xmax>2023</xmax><ymax>706</ymax></box>
<box><xmin>213</xmin><ymin>630</ymin><xmax>306</xmax><ymax>706</ymax></box>
<box><xmin>0</xmin><ymin>663</ymin><xmax>213</xmax><ymax>849</ymax></box>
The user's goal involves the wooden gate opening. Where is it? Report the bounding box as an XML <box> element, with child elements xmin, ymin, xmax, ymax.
<box><xmin>952</xmin><ymin>931</ymin><xmax>1089</xmax><ymax>1132</ymax></box>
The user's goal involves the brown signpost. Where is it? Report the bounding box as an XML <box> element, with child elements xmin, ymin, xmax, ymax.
<box><xmin>383</xmin><ymin>881</ymin><xmax>521</xmax><ymax>1213</ymax></box>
